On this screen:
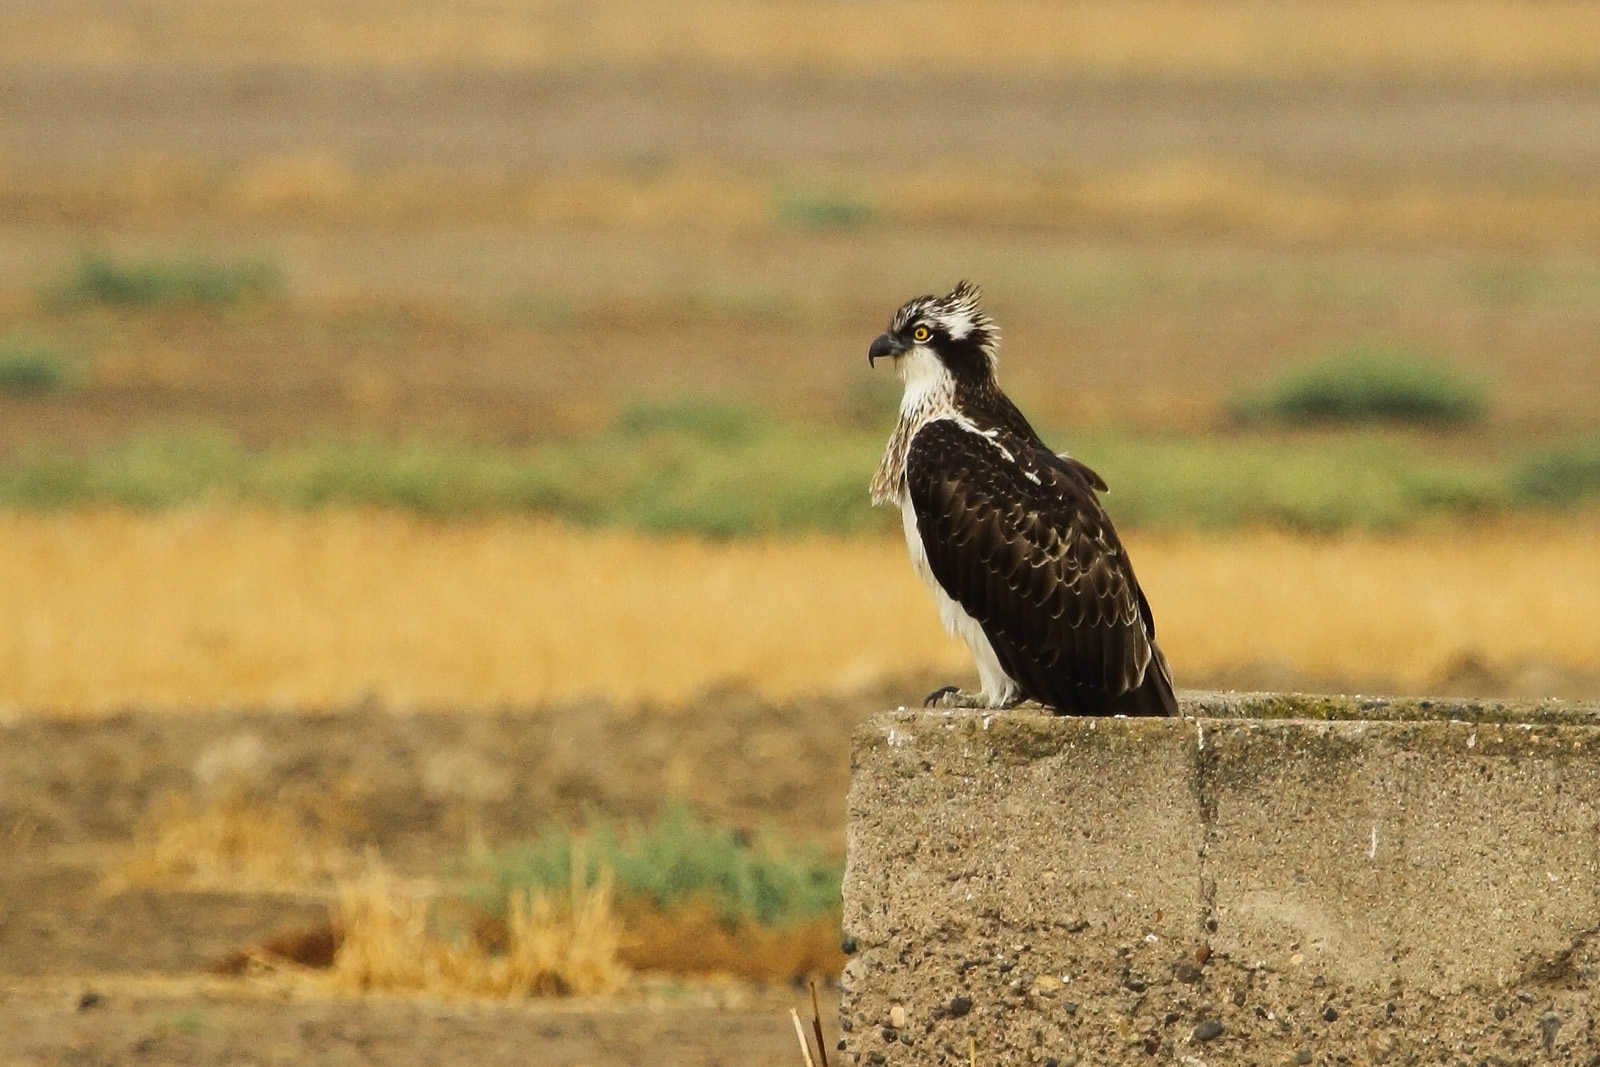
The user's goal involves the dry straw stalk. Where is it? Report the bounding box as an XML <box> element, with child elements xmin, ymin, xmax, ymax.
<box><xmin>323</xmin><ymin>854</ymin><xmax>626</xmax><ymax>998</ymax></box>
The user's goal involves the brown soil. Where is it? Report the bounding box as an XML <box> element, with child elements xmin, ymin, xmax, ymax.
<box><xmin>5</xmin><ymin>49</ymin><xmax>1600</xmax><ymax>450</ymax></box>
<box><xmin>5</xmin><ymin>671</ymin><xmax>1594</xmax><ymax>1065</ymax></box>
<box><xmin>0</xmin><ymin>688</ymin><xmax>893</xmax><ymax>1066</ymax></box>
<box><xmin>0</xmin><ymin>981</ymin><xmax>833</xmax><ymax>1067</ymax></box>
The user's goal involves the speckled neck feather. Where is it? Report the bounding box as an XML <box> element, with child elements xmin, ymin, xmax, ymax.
<box><xmin>870</xmin><ymin>281</ymin><xmax>1009</xmax><ymax>505</ymax></box>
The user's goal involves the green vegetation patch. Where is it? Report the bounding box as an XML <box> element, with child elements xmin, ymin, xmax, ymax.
<box><xmin>0</xmin><ymin>406</ymin><xmax>890</xmax><ymax>535</ymax></box>
<box><xmin>1231</xmin><ymin>346</ymin><xmax>1488</xmax><ymax>426</ymax></box>
<box><xmin>776</xmin><ymin>188</ymin><xmax>875</xmax><ymax>230</ymax></box>
<box><xmin>0</xmin><ymin>338</ymin><xmax>77</xmax><ymax>396</ymax></box>
<box><xmin>503</xmin><ymin>399</ymin><xmax>887</xmax><ymax>535</ymax></box>
<box><xmin>1081</xmin><ymin>431</ymin><xmax>1507</xmax><ymax>533</ymax></box>
<box><xmin>466</xmin><ymin>806</ymin><xmax>842</xmax><ymax>929</ymax></box>
<box><xmin>0</xmin><ymin>433</ymin><xmax>246</xmax><ymax>509</ymax></box>
<box><xmin>53</xmin><ymin>253</ymin><xmax>283</xmax><ymax>310</ymax></box>
<box><xmin>1511</xmin><ymin>435</ymin><xmax>1600</xmax><ymax>508</ymax></box>
<box><xmin>0</xmin><ymin>402</ymin><xmax>1595</xmax><ymax>532</ymax></box>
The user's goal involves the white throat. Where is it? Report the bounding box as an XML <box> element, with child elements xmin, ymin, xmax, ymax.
<box><xmin>897</xmin><ymin>345</ymin><xmax>955</xmax><ymax>418</ymax></box>
<box><xmin>870</xmin><ymin>346</ymin><xmax>959</xmax><ymax>505</ymax></box>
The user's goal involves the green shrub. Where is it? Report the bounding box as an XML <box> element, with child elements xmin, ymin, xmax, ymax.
<box><xmin>55</xmin><ymin>253</ymin><xmax>282</xmax><ymax>310</ymax></box>
<box><xmin>0</xmin><ymin>412</ymin><xmax>1567</xmax><ymax>534</ymax></box>
<box><xmin>0</xmin><ymin>433</ymin><xmax>244</xmax><ymax>509</ymax></box>
<box><xmin>0</xmin><ymin>422</ymin><xmax>889</xmax><ymax>535</ymax></box>
<box><xmin>249</xmin><ymin>440</ymin><xmax>524</xmax><ymax>515</ymax></box>
<box><xmin>776</xmin><ymin>189</ymin><xmax>874</xmax><ymax>230</ymax></box>
<box><xmin>615</xmin><ymin>398</ymin><xmax>771</xmax><ymax>445</ymax></box>
<box><xmin>1065</xmin><ymin>431</ymin><xmax>1507</xmax><ymax>533</ymax></box>
<box><xmin>0</xmin><ymin>340</ymin><xmax>76</xmax><ymax>396</ymax></box>
<box><xmin>466</xmin><ymin>806</ymin><xmax>841</xmax><ymax>929</ymax></box>
<box><xmin>1231</xmin><ymin>346</ymin><xmax>1488</xmax><ymax>426</ymax></box>
<box><xmin>1511</xmin><ymin>436</ymin><xmax>1600</xmax><ymax>508</ymax></box>
<box><xmin>608</xmin><ymin>423</ymin><xmax>884</xmax><ymax>537</ymax></box>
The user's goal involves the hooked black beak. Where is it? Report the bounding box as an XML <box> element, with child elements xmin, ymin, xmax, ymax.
<box><xmin>867</xmin><ymin>333</ymin><xmax>906</xmax><ymax>367</ymax></box>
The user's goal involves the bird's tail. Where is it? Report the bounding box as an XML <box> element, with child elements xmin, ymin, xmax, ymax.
<box><xmin>1111</xmin><ymin>642</ymin><xmax>1180</xmax><ymax>717</ymax></box>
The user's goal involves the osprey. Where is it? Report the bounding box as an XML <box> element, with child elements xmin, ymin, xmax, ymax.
<box><xmin>869</xmin><ymin>281</ymin><xmax>1177</xmax><ymax>717</ymax></box>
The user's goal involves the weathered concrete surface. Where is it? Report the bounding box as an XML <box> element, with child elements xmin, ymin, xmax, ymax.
<box><xmin>841</xmin><ymin>692</ymin><xmax>1600</xmax><ymax>1066</ymax></box>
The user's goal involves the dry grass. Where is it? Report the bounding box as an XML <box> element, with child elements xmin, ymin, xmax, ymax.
<box><xmin>113</xmin><ymin>787</ymin><xmax>353</xmax><ymax>894</ymax></box>
<box><xmin>312</xmin><ymin>857</ymin><xmax>625</xmax><ymax>998</ymax></box>
<box><xmin>12</xmin><ymin>161</ymin><xmax>1600</xmax><ymax>246</ymax></box>
<box><xmin>0</xmin><ymin>510</ymin><xmax>957</xmax><ymax>713</ymax></box>
<box><xmin>1</xmin><ymin>510</ymin><xmax>1597</xmax><ymax>716</ymax></box>
<box><xmin>618</xmin><ymin>899</ymin><xmax>844</xmax><ymax>983</ymax></box>
<box><xmin>473</xmin><ymin>896</ymin><xmax>844</xmax><ymax>982</ymax></box>
<box><xmin>122</xmin><ymin>784</ymin><xmax>827</xmax><ymax>986</ymax></box>
<box><xmin>10</xmin><ymin>3</ymin><xmax>1600</xmax><ymax>248</ymax></box>
<box><xmin>7</xmin><ymin>0</ymin><xmax>1600</xmax><ymax>79</ymax></box>
<box><xmin>1133</xmin><ymin>521</ymin><xmax>1600</xmax><ymax>692</ymax></box>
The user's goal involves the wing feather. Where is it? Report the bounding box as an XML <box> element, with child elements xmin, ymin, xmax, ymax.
<box><xmin>905</xmin><ymin>419</ymin><xmax>1177</xmax><ymax>716</ymax></box>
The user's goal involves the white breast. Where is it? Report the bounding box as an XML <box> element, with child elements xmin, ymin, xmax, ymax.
<box><xmin>896</xmin><ymin>487</ymin><xmax>1019</xmax><ymax>708</ymax></box>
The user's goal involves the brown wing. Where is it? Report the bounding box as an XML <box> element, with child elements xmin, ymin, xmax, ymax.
<box><xmin>905</xmin><ymin>419</ymin><xmax>1177</xmax><ymax>716</ymax></box>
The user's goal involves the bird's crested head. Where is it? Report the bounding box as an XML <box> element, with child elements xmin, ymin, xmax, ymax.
<box><xmin>867</xmin><ymin>280</ymin><xmax>1000</xmax><ymax>387</ymax></box>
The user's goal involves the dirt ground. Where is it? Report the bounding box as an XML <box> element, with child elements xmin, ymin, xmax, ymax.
<box><xmin>0</xmin><ymin>689</ymin><xmax>892</xmax><ymax>1066</ymax></box>
<box><xmin>0</xmin><ymin>981</ymin><xmax>834</xmax><ymax>1067</ymax></box>
<box><xmin>4</xmin><ymin>670</ymin><xmax>1595</xmax><ymax>1065</ymax></box>
<box><xmin>5</xmin><ymin>47</ymin><xmax>1600</xmax><ymax>448</ymax></box>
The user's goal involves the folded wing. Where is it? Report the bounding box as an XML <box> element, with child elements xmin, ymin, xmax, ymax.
<box><xmin>905</xmin><ymin>419</ymin><xmax>1177</xmax><ymax>716</ymax></box>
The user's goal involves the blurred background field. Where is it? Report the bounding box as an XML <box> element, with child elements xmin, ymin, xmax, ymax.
<box><xmin>4</xmin><ymin>511</ymin><xmax>1599</xmax><ymax>714</ymax></box>
<box><xmin>3</xmin><ymin>1</ymin><xmax>1600</xmax><ymax>1062</ymax></box>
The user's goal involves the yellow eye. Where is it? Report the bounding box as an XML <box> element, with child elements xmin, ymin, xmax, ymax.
<box><xmin>912</xmin><ymin>325</ymin><xmax>932</xmax><ymax>343</ymax></box>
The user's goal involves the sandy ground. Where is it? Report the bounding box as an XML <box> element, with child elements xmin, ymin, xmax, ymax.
<box><xmin>0</xmin><ymin>982</ymin><xmax>833</xmax><ymax>1067</ymax></box>
<box><xmin>5</xmin><ymin>58</ymin><xmax>1600</xmax><ymax>447</ymax></box>
<box><xmin>0</xmin><ymin>692</ymin><xmax>881</xmax><ymax>1065</ymax></box>
<box><xmin>6</xmin><ymin>673</ymin><xmax>1598</xmax><ymax>1064</ymax></box>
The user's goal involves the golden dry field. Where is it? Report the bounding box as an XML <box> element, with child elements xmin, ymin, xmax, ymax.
<box><xmin>9</xmin><ymin>0</ymin><xmax>1600</xmax><ymax>77</ymax></box>
<box><xmin>2</xmin><ymin>511</ymin><xmax>1599</xmax><ymax>716</ymax></box>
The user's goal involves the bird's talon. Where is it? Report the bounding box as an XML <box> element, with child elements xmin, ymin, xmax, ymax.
<box><xmin>923</xmin><ymin>685</ymin><xmax>961</xmax><ymax>708</ymax></box>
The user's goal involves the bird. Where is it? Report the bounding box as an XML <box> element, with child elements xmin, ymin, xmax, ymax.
<box><xmin>868</xmin><ymin>280</ymin><xmax>1177</xmax><ymax>717</ymax></box>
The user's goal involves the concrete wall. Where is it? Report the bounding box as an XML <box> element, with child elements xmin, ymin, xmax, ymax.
<box><xmin>841</xmin><ymin>693</ymin><xmax>1600</xmax><ymax>1066</ymax></box>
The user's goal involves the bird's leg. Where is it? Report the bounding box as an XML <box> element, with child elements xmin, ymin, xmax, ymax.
<box><xmin>922</xmin><ymin>686</ymin><xmax>1010</xmax><ymax>709</ymax></box>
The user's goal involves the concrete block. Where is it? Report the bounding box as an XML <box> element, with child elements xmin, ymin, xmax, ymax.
<box><xmin>841</xmin><ymin>693</ymin><xmax>1600</xmax><ymax>1066</ymax></box>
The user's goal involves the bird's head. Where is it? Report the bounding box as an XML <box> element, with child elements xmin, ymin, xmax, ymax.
<box><xmin>867</xmin><ymin>280</ymin><xmax>1000</xmax><ymax>391</ymax></box>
